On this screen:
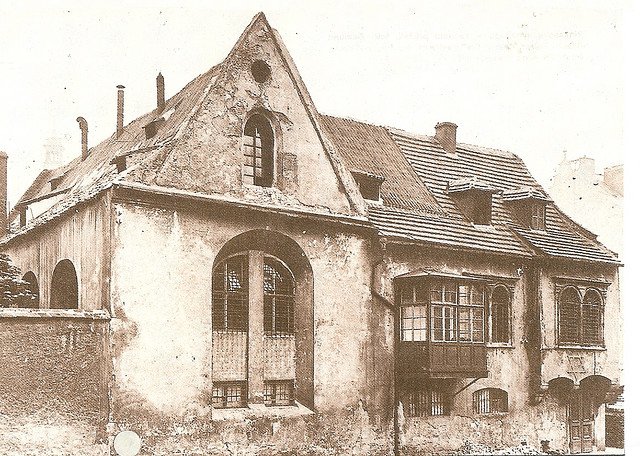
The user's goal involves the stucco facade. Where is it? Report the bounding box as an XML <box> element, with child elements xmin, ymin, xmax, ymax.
<box><xmin>0</xmin><ymin>12</ymin><xmax>622</xmax><ymax>456</ymax></box>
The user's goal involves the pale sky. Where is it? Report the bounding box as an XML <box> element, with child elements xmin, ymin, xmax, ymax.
<box><xmin>0</xmin><ymin>1</ymin><xmax>629</xmax><ymax>206</ymax></box>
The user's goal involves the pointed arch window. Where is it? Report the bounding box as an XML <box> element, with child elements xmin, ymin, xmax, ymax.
<box><xmin>242</xmin><ymin>114</ymin><xmax>274</xmax><ymax>187</ymax></box>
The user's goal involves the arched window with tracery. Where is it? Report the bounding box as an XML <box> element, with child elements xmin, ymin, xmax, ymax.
<box><xmin>242</xmin><ymin>114</ymin><xmax>274</xmax><ymax>187</ymax></box>
<box><xmin>50</xmin><ymin>259</ymin><xmax>78</xmax><ymax>309</ymax></box>
<box><xmin>212</xmin><ymin>255</ymin><xmax>249</xmax><ymax>331</ymax></box>
<box><xmin>263</xmin><ymin>256</ymin><xmax>294</xmax><ymax>335</ymax></box>
<box><xmin>490</xmin><ymin>285</ymin><xmax>511</xmax><ymax>344</ymax></box>
<box><xmin>582</xmin><ymin>289</ymin><xmax>603</xmax><ymax>346</ymax></box>
<box><xmin>21</xmin><ymin>271</ymin><xmax>40</xmax><ymax>308</ymax></box>
<box><xmin>558</xmin><ymin>287</ymin><xmax>580</xmax><ymax>344</ymax></box>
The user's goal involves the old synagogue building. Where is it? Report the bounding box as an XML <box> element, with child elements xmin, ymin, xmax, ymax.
<box><xmin>0</xmin><ymin>13</ymin><xmax>622</xmax><ymax>455</ymax></box>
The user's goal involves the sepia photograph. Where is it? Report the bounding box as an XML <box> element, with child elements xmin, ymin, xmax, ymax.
<box><xmin>0</xmin><ymin>2</ymin><xmax>632</xmax><ymax>455</ymax></box>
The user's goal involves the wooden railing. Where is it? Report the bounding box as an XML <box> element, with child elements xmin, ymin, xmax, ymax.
<box><xmin>397</xmin><ymin>341</ymin><xmax>487</xmax><ymax>378</ymax></box>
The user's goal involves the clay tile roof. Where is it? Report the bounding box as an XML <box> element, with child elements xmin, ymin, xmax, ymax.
<box><xmin>323</xmin><ymin>116</ymin><xmax>619</xmax><ymax>264</ymax></box>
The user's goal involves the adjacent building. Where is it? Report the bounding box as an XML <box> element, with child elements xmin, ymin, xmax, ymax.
<box><xmin>0</xmin><ymin>13</ymin><xmax>622</xmax><ymax>455</ymax></box>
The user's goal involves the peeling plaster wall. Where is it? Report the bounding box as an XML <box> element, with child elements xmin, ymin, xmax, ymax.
<box><xmin>109</xmin><ymin>200</ymin><xmax>394</xmax><ymax>454</ymax></box>
<box><xmin>381</xmin><ymin>245</ymin><xmax>576</xmax><ymax>454</ymax></box>
<box><xmin>539</xmin><ymin>262</ymin><xmax>621</xmax><ymax>386</ymax></box>
<box><xmin>135</xmin><ymin>18</ymin><xmax>358</xmax><ymax>217</ymax></box>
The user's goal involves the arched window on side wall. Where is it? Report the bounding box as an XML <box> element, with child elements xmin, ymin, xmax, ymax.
<box><xmin>582</xmin><ymin>289</ymin><xmax>604</xmax><ymax>346</ymax></box>
<box><xmin>490</xmin><ymin>285</ymin><xmax>511</xmax><ymax>344</ymax></box>
<box><xmin>242</xmin><ymin>114</ymin><xmax>274</xmax><ymax>187</ymax></box>
<box><xmin>21</xmin><ymin>271</ymin><xmax>40</xmax><ymax>308</ymax></box>
<box><xmin>50</xmin><ymin>259</ymin><xmax>78</xmax><ymax>309</ymax></box>
<box><xmin>558</xmin><ymin>287</ymin><xmax>580</xmax><ymax>345</ymax></box>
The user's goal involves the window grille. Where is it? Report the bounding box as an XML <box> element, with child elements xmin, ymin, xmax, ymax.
<box><xmin>473</xmin><ymin>388</ymin><xmax>508</xmax><ymax>414</ymax></box>
<box><xmin>264</xmin><ymin>380</ymin><xmax>295</xmax><ymax>406</ymax></box>
<box><xmin>403</xmin><ymin>382</ymin><xmax>451</xmax><ymax>417</ymax></box>
<box><xmin>243</xmin><ymin>115</ymin><xmax>274</xmax><ymax>187</ymax></box>
<box><xmin>212</xmin><ymin>381</ymin><xmax>247</xmax><ymax>408</ymax></box>
<box><xmin>213</xmin><ymin>255</ymin><xmax>249</xmax><ymax>331</ymax></box>
<box><xmin>263</xmin><ymin>257</ymin><xmax>295</xmax><ymax>335</ymax></box>
<box><xmin>490</xmin><ymin>286</ymin><xmax>511</xmax><ymax>343</ymax></box>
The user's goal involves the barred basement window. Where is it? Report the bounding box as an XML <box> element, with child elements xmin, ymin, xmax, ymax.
<box><xmin>212</xmin><ymin>381</ymin><xmax>247</xmax><ymax>408</ymax></box>
<box><xmin>263</xmin><ymin>257</ymin><xmax>295</xmax><ymax>335</ymax></box>
<box><xmin>242</xmin><ymin>114</ymin><xmax>274</xmax><ymax>187</ymax></box>
<box><xmin>403</xmin><ymin>382</ymin><xmax>451</xmax><ymax>417</ymax></box>
<box><xmin>490</xmin><ymin>285</ymin><xmax>511</xmax><ymax>344</ymax></box>
<box><xmin>212</xmin><ymin>255</ymin><xmax>249</xmax><ymax>331</ymax></box>
<box><xmin>264</xmin><ymin>380</ymin><xmax>294</xmax><ymax>406</ymax></box>
<box><xmin>473</xmin><ymin>388</ymin><xmax>508</xmax><ymax>414</ymax></box>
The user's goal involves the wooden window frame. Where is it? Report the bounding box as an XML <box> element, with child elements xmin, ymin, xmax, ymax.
<box><xmin>212</xmin><ymin>381</ymin><xmax>248</xmax><ymax>409</ymax></box>
<box><xmin>263</xmin><ymin>256</ymin><xmax>295</xmax><ymax>335</ymax></box>
<box><xmin>556</xmin><ymin>285</ymin><xmax>605</xmax><ymax>347</ymax></box>
<box><xmin>263</xmin><ymin>380</ymin><xmax>295</xmax><ymax>406</ymax></box>
<box><xmin>212</xmin><ymin>255</ymin><xmax>249</xmax><ymax>332</ymax></box>
<box><xmin>531</xmin><ymin>202</ymin><xmax>546</xmax><ymax>230</ymax></box>
<box><xmin>242</xmin><ymin>114</ymin><xmax>274</xmax><ymax>187</ymax></box>
<box><xmin>489</xmin><ymin>285</ymin><xmax>512</xmax><ymax>344</ymax></box>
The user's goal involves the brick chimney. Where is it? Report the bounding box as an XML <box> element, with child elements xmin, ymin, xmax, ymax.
<box><xmin>0</xmin><ymin>150</ymin><xmax>7</xmax><ymax>236</ymax></box>
<box><xmin>116</xmin><ymin>85</ymin><xmax>125</xmax><ymax>138</ymax></box>
<box><xmin>76</xmin><ymin>117</ymin><xmax>88</xmax><ymax>160</ymax></box>
<box><xmin>156</xmin><ymin>72</ymin><xmax>165</xmax><ymax>113</ymax></box>
<box><xmin>435</xmin><ymin>122</ymin><xmax>458</xmax><ymax>154</ymax></box>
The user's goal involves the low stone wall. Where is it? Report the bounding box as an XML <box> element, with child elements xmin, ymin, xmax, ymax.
<box><xmin>0</xmin><ymin>309</ymin><xmax>110</xmax><ymax>452</ymax></box>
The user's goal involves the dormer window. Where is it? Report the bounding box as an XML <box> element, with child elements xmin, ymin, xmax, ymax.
<box><xmin>351</xmin><ymin>170</ymin><xmax>384</xmax><ymax>202</ymax></box>
<box><xmin>242</xmin><ymin>114</ymin><xmax>274</xmax><ymax>187</ymax></box>
<box><xmin>531</xmin><ymin>201</ymin><xmax>546</xmax><ymax>230</ymax></box>
<box><xmin>503</xmin><ymin>186</ymin><xmax>549</xmax><ymax>230</ymax></box>
<box><xmin>447</xmin><ymin>177</ymin><xmax>496</xmax><ymax>225</ymax></box>
<box><xmin>143</xmin><ymin>118</ymin><xmax>166</xmax><ymax>139</ymax></box>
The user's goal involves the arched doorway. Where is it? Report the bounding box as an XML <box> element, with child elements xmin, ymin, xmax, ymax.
<box><xmin>50</xmin><ymin>259</ymin><xmax>78</xmax><ymax>309</ymax></box>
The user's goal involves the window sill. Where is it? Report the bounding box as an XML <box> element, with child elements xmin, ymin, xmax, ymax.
<box><xmin>486</xmin><ymin>343</ymin><xmax>515</xmax><ymax>349</ymax></box>
<box><xmin>211</xmin><ymin>401</ymin><xmax>314</xmax><ymax>421</ymax></box>
<box><xmin>553</xmin><ymin>345</ymin><xmax>606</xmax><ymax>351</ymax></box>
<box><xmin>477</xmin><ymin>411</ymin><xmax>509</xmax><ymax>417</ymax></box>
<box><xmin>0</xmin><ymin>308</ymin><xmax>110</xmax><ymax>320</ymax></box>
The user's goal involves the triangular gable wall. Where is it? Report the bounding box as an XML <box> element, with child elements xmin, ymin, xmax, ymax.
<box><xmin>128</xmin><ymin>13</ymin><xmax>366</xmax><ymax>217</ymax></box>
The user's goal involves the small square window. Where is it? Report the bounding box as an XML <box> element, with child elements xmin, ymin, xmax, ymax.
<box><xmin>264</xmin><ymin>380</ymin><xmax>295</xmax><ymax>406</ymax></box>
<box><xmin>212</xmin><ymin>381</ymin><xmax>247</xmax><ymax>409</ymax></box>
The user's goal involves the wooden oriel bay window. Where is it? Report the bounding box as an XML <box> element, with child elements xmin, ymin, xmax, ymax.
<box><xmin>397</xmin><ymin>275</ymin><xmax>489</xmax><ymax>377</ymax></box>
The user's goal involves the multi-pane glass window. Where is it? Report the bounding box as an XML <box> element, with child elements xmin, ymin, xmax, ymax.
<box><xmin>558</xmin><ymin>286</ymin><xmax>604</xmax><ymax>346</ymax></box>
<box><xmin>212</xmin><ymin>255</ymin><xmax>249</xmax><ymax>331</ymax></box>
<box><xmin>264</xmin><ymin>380</ymin><xmax>295</xmax><ymax>406</ymax></box>
<box><xmin>263</xmin><ymin>257</ymin><xmax>295</xmax><ymax>334</ymax></box>
<box><xmin>473</xmin><ymin>388</ymin><xmax>508</xmax><ymax>414</ymax></box>
<box><xmin>400</xmin><ymin>284</ymin><xmax>429</xmax><ymax>341</ymax></box>
<box><xmin>242</xmin><ymin>115</ymin><xmax>274</xmax><ymax>187</ymax></box>
<box><xmin>490</xmin><ymin>285</ymin><xmax>511</xmax><ymax>344</ymax></box>
<box><xmin>403</xmin><ymin>382</ymin><xmax>451</xmax><ymax>417</ymax></box>
<box><xmin>212</xmin><ymin>381</ymin><xmax>247</xmax><ymax>408</ymax></box>
<box><xmin>399</xmin><ymin>280</ymin><xmax>487</xmax><ymax>344</ymax></box>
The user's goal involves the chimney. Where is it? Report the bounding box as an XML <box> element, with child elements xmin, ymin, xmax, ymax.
<box><xmin>0</xmin><ymin>150</ymin><xmax>7</xmax><ymax>236</ymax></box>
<box><xmin>76</xmin><ymin>117</ymin><xmax>88</xmax><ymax>160</ymax></box>
<box><xmin>435</xmin><ymin>122</ymin><xmax>458</xmax><ymax>154</ymax></box>
<box><xmin>116</xmin><ymin>85</ymin><xmax>125</xmax><ymax>138</ymax></box>
<box><xmin>156</xmin><ymin>72</ymin><xmax>165</xmax><ymax>113</ymax></box>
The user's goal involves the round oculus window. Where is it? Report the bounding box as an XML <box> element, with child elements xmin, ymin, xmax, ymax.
<box><xmin>251</xmin><ymin>60</ymin><xmax>271</xmax><ymax>83</ymax></box>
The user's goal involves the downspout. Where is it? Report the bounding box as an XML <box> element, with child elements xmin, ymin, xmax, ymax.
<box><xmin>369</xmin><ymin>237</ymin><xmax>399</xmax><ymax>456</ymax></box>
